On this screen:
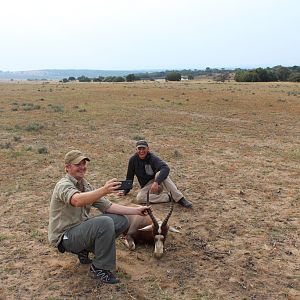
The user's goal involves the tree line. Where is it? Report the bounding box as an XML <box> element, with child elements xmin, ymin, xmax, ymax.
<box><xmin>60</xmin><ymin>65</ymin><xmax>300</xmax><ymax>83</ymax></box>
<box><xmin>234</xmin><ymin>66</ymin><xmax>300</xmax><ymax>82</ymax></box>
<box><xmin>61</xmin><ymin>72</ymin><xmax>187</xmax><ymax>82</ymax></box>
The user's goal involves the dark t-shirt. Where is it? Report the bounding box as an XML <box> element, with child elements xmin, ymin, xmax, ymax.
<box><xmin>125</xmin><ymin>152</ymin><xmax>170</xmax><ymax>192</ymax></box>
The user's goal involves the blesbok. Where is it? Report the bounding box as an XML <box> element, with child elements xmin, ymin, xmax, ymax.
<box><xmin>124</xmin><ymin>191</ymin><xmax>179</xmax><ymax>258</ymax></box>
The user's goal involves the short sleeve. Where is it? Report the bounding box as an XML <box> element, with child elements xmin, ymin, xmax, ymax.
<box><xmin>56</xmin><ymin>181</ymin><xmax>79</xmax><ymax>204</ymax></box>
<box><xmin>92</xmin><ymin>197</ymin><xmax>112</xmax><ymax>212</ymax></box>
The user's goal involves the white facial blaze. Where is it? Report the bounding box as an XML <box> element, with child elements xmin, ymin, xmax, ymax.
<box><xmin>158</xmin><ymin>221</ymin><xmax>162</xmax><ymax>235</ymax></box>
<box><xmin>154</xmin><ymin>235</ymin><xmax>164</xmax><ymax>258</ymax></box>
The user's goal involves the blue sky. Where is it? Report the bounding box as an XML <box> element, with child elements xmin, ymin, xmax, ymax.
<box><xmin>0</xmin><ymin>0</ymin><xmax>299</xmax><ymax>71</ymax></box>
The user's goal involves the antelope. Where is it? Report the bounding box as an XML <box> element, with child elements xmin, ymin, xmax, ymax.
<box><xmin>124</xmin><ymin>191</ymin><xmax>179</xmax><ymax>259</ymax></box>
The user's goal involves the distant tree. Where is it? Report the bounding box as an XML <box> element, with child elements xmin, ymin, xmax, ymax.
<box><xmin>255</xmin><ymin>68</ymin><xmax>269</xmax><ymax>81</ymax></box>
<box><xmin>213</xmin><ymin>73</ymin><xmax>230</xmax><ymax>82</ymax></box>
<box><xmin>234</xmin><ymin>71</ymin><xmax>259</xmax><ymax>82</ymax></box>
<box><xmin>103</xmin><ymin>76</ymin><xmax>125</xmax><ymax>82</ymax></box>
<box><xmin>77</xmin><ymin>75</ymin><xmax>91</xmax><ymax>82</ymax></box>
<box><xmin>235</xmin><ymin>68</ymin><xmax>277</xmax><ymax>82</ymax></box>
<box><xmin>103</xmin><ymin>76</ymin><xmax>112</xmax><ymax>82</ymax></box>
<box><xmin>93</xmin><ymin>76</ymin><xmax>104</xmax><ymax>82</ymax></box>
<box><xmin>290</xmin><ymin>65</ymin><xmax>300</xmax><ymax>72</ymax></box>
<box><xmin>165</xmin><ymin>72</ymin><xmax>181</xmax><ymax>81</ymax></box>
<box><xmin>187</xmin><ymin>74</ymin><xmax>194</xmax><ymax>80</ymax></box>
<box><xmin>288</xmin><ymin>72</ymin><xmax>300</xmax><ymax>82</ymax></box>
<box><xmin>68</xmin><ymin>76</ymin><xmax>76</xmax><ymax>81</ymax></box>
<box><xmin>276</xmin><ymin>67</ymin><xmax>291</xmax><ymax>81</ymax></box>
<box><xmin>126</xmin><ymin>74</ymin><xmax>136</xmax><ymax>82</ymax></box>
<box><xmin>205</xmin><ymin>67</ymin><xmax>213</xmax><ymax>76</ymax></box>
<box><xmin>62</xmin><ymin>78</ymin><xmax>69</xmax><ymax>83</ymax></box>
<box><xmin>112</xmin><ymin>76</ymin><xmax>125</xmax><ymax>82</ymax></box>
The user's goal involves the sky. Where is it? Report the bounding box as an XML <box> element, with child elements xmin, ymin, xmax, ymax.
<box><xmin>0</xmin><ymin>0</ymin><xmax>299</xmax><ymax>71</ymax></box>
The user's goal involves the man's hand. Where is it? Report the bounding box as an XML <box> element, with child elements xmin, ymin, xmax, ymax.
<box><xmin>135</xmin><ymin>206</ymin><xmax>150</xmax><ymax>216</ymax></box>
<box><xmin>103</xmin><ymin>178</ymin><xmax>121</xmax><ymax>194</ymax></box>
<box><xmin>150</xmin><ymin>181</ymin><xmax>159</xmax><ymax>194</ymax></box>
<box><xmin>106</xmin><ymin>203</ymin><xmax>150</xmax><ymax>216</ymax></box>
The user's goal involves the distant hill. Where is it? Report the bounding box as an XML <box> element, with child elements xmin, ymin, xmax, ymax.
<box><xmin>0</xmin><ymin>69</ymin><xmax>148</xmax><ymax>80</ymax></box>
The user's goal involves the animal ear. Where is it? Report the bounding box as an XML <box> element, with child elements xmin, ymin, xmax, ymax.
<box><xmin>138</xmin><ymin>224</ymin><xmax>153</xmax><ymax>231</ymax></box>
<box><xmin>169</xmin><ymin>226</ymin><xmax>180</xmax><ymax>233</ymax></box>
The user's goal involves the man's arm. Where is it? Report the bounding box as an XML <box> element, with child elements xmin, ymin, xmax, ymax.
<box><xmin>152</xmin><ymin>155</ymin><xmax>170</xmax><ymax>184</ymax></box>
<box><xmin>123</xmin><ymin>156</ymin><xmax>135</xmax><ymax>195</ymax></box>
<box><xmin>148</xmin><ymin>154</ymin><xmax>170</xmax><ymax>194</ymax></box>
<box><xmin>106</xmin><ymin>203</ymin><xmax>149</xmax><ymax>216</ymax></box>
<box><xmin>70</xmin><ymin>179</ymin><xmax>120</xmax><ymax>207</ymax></box>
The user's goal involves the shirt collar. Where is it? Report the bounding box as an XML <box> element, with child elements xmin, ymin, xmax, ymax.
<box><xmin>65</xmin><ymin>173</ymin><xmax>88</xmax><ymax>187</ymax></box>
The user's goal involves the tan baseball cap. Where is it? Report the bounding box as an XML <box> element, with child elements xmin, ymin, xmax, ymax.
<box><xmin>64</xmin><ymin>150</ymin><xmax>90</xmax><ymax>164</ymax></box>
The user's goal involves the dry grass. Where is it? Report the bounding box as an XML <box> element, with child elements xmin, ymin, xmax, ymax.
<box><xmin>0</xmin><ymin>80</ymin><xmax>299</xmax><ymax>300</ymax></box>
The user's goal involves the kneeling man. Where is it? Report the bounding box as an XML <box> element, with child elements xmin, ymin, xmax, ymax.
<box><xmin>123</xmin><ymin>140</ymin><xmax>193</xmax><ymax>208</ymax></box>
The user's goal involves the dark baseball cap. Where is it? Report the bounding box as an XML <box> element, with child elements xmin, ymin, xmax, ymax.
<box><xmin>135</xmin><ymin>140</ymin><xmax>149</xmax><ymax>148</ymax></box>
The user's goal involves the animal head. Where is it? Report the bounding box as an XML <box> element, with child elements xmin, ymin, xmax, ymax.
<box><xmin>138</xmin><ymin>191</ymin><xmax>179</xmax><ymax>259</ymax></box>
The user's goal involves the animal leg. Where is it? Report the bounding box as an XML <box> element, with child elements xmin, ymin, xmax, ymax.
<box><xmin>124</xmin><ymin>236</ymin><xmax>136</xmax><ymax>250</ymax></box>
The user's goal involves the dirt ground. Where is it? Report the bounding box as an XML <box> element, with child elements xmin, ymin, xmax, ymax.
<box><xmin>0</xmin><ymin>80</ymin><xmax>299</xmax><ymax>300</ymax></box>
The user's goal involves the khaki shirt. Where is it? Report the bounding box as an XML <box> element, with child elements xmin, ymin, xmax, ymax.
<box><xmin>48</xmin><ymin>174</ymin><xmax>112</xmax><ymax>246</ymax></box>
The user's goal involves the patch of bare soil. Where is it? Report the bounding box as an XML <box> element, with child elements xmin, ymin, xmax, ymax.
<box><xmin>0</xmin><ymin>81</ymin><xmax>299</xmax><ymax>299</ymax></box>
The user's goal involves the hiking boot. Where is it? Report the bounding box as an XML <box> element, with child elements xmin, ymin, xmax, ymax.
<box><xmin>89</xmin><ymin>264</ymin><xmax>120</xmax><ymax>284</ymax></box>
<box><xmin>78</xmin><ymin>250</ymin><xmax>92</xmax><ymax>264</ymax></box>
<box><xmin>178</xmin><ymin>197</ymin><xmax>193</xmax><ymax>209</ymax></box>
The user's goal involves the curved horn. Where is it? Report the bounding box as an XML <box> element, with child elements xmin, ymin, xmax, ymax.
<box><xmin>146</xmin><ymin>190</ymin><xmax>159</xmax><ymax>229</ymax></box>
<box><xmin>161</xmin><ymin>192</ymin><xmax>174</xmax><ymax>227</ymax></box>
<box><xmin>146</xmin><ymin>189</ymin><xmax>150</xmax><ymax>206</ymax></box>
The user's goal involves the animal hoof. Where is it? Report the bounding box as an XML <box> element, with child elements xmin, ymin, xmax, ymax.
<box><xmin>124</xmin><ymin>239</ymin><xmax>135</xmax><ymax>250</ymax></box>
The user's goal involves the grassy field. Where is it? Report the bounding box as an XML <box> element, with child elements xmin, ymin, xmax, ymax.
<box><xmin>0</xmin><ymin>80</ymin><xmax>299</xmax><ymax>299</ymax></box>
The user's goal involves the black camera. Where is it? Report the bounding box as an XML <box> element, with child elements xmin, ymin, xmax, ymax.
<box><xmin>116</xmin><ymin>180</ymin><xmax>133</xmax><ymax>190</ymax></box>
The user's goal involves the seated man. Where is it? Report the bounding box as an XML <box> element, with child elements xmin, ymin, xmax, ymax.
<box><xmin>48</xmin><ymin>150</ymin><xmax>149</xmax><ymax>284</ymax></box>
<box><xmin>122</xmin><ymin>140</ymin><xmax>193</xmax><ymax>208</ymax></box>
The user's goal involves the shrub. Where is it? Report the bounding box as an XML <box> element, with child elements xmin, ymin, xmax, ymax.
<box><xmin>13</xmin><ymin>136</ymin><xmax>21</xmax><ymax>142</ymax></box>
<box><xmin>0</xmin><ymin>142</ymin><xmax>12</xmax><ymax>149</ymax></box>
<box><xmin>38</xmin><ymin>147</ymin><xmax>48</xmax><ymax>154</ymax></box>
<box><xmin>173</xmin><ymin>149</ymin><xmax>182</xmax><ymax>158</ymax></box>
<box><xmin>22</xmin><ymin>103</ymin><xmax>41</xmax><ymax>111</ymax></box>
<box><xmin>166</xmin><ymin>72</ymin><xmax>181</xmax><ymax>81</ymax></box>
<box><xmin>25</xmin><ymin>123</ymin><xmax>44</xmax><ymax>132</ymax></box>
<box><xmin>48</xmin><ymin>104</ymin><xmax>64</xmax><ymax>112</ymax></box>
<box><xmin>133</xmin><ymin>135</ymin><xmax>145</xmax><ymax>141</ymax></box>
